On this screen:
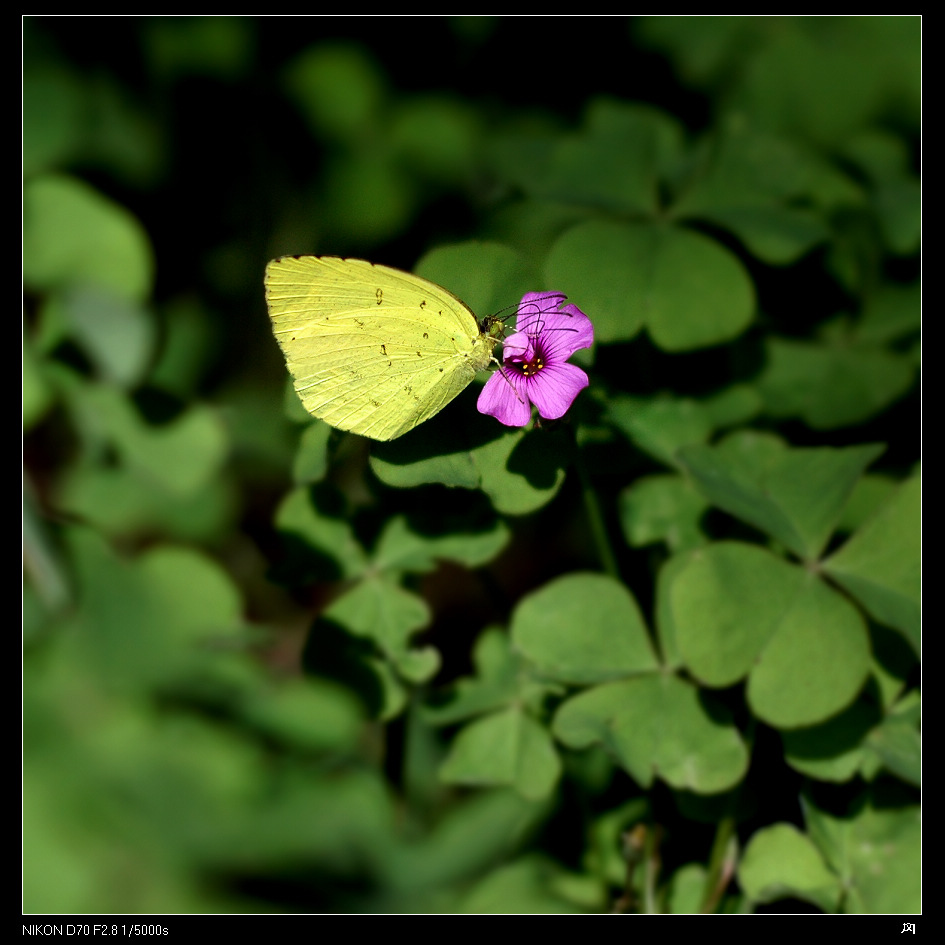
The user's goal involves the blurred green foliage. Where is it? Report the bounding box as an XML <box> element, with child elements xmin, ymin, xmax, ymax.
<box><xmin>23</xmin><ymin>16</ymin><xmax>919</xmax><ymax>913</ymax></box>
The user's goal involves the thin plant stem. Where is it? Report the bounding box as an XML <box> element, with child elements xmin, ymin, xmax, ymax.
<box><xmin>572</xmin><ymin>428</ymin><xmax>620</xmax><ymax>579</ymax></box>
<box><xmin>701</xmin><ymin>814</ymin><xmax>737</xmax><ymax>913</ymax></box>
<box><xmin>643</xmin><ymin>823</ymin><xmax>664</xmax><ymax>913</ymax></box>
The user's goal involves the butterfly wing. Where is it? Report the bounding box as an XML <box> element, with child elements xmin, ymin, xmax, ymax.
<box><xmin>265</xmin><ymin>256</ymin><xmax>496</xmax><ymax>440</ymax></box>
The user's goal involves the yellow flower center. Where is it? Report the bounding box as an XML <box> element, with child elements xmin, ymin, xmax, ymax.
<box><xmin>520</xmin><ymin>353</ymin><xmax>545</xmax><ymax>377</ymax></box>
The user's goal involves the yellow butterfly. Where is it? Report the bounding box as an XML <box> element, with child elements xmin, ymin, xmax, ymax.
<box><xmin>265</xmin><ymin>255</ymin><xmax>501</xmax><ymax>441</ymax></box>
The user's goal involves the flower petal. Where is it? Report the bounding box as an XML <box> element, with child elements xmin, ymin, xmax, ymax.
<box><xmin>514</xmin><ymin>293</ymin><xmax>565</xmax><ymax>338</ymax></box>
<box><xmin>476</xmin><ymin>368</ymin><xmax>533</xmax><ymax>427</ymax></box>
<box><xmin>526</xmin><ymin>362</ymin><xmax>589</xmax><ymax>420</ymax></box>
<box><xmin>534</xmin><ymin>304</ymin><xmax>594</xmax><ymax>363</ymax></box>
<box><xmin>501</xmin><ymin>330</ymin><xmax>532</xmax><ymax>362</ymax></box>
<box><xmin>517</xmin><ymin>291</ymin><xmax>566</xmax><ymax>319</ymax></box>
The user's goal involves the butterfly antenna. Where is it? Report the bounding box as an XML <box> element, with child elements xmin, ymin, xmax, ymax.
<box><xmin>481</xmin><ymin>292</ymin><xmax>569</xmax><ymax>334</ymax></box>
<box><xmin>517</xmin><ymin>314</ymin><xmax>581</xmax><ymax>341</ymax></box>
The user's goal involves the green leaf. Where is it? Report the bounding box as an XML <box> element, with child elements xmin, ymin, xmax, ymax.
<box><xmin>745</xmin><ymin>573</ymin><xmax>872</xmax><ymax>730</ymax></box>
<box><xmin>238</xmin><ymin>677</ymin><xmax>364</xmax><ymax>754</ymax></box>
<box><xmin>841</xmin><ymin>129</ymin><xmax>913</xmax><ymax>183</ymax></box>
<box><xmin>864</xmin><ymin>708</ymin><xmax>921</xmax><ymax>787</ymax></box>
<box><xmin>60</xmin><ymin>529</ymin><xmax>245</xmax><ymax>690</ymax></box>
<box><xmin>654</xmin><ymin>552</ymin><xmax>694</xmax><ymax>671</ymax></box>
<box><xmin>23</xmin><ymin>708</ymin><xmax>259</xmax><ymax>913</ymax></box>
<box><xmin>702</xmin><ymin>383</ymin><xmax>764</xmax><ymax>429</ymax></box>
<box><xmin>668</xmin><ymin>542</ymin><xmax>871</xmax><ymax>728</ymax></box>
<box><xmin>381</xmin><ymin>788</ymin><xmax>553</xmax><ymax>894</ymax></box>
<box><xmin>670</xmin><ymin>541</ymin><xmax>801</xmax><ymax>692</ymax></box>
<box><xmin>439</xmin><ymin>706</ymin><xmax>561</xmax><ymax>801</ymax></box>
<box><xmin>280</xmin><ymin>507</ymin><xmax>510</xmax><ymax>703</ymax></box>
<box><xmin>136</xmin><ymin>545</ymin><xmax>244</xmax><ymax>644</ymax></box>
<box><xmin>460</xmin><ymin>855</ymin><xmax>602</xmax><ymax>913</ymax></box>
<box><xmin>840</xmin><ymin>131</ymin><xmax>920</xmax><ymax>255</ymax></box>
<box><xmin>274</xmin><ymin>486</ymin><xmax>367</xmax><ymax>580</ymax></box>
<box><xmin>511</xmin><ymin>572</ymin><xmax>659</xmax><ymax>685</ymax></box>
<box><xmin>57</xmin><ymin>286</ymin><xmax>156</xmax><ymax>389</ymax></box>
<box><xmin>608</xmin><ymin>387</ymin><xmax>760</xmax><ymax>473</ymax></box>
<box><xmin>729</xmin><ymin>20</ymin><xmax>920</xmax><ymax>147</ymax></box>
<box><xmin>780</xmin><ymin>697</ymin><xmax>881</xmax><ymax>782</ymax></box>
<box><xmin>634</xmin><ymin>15</ymin><xmax>763</xmax><ymax>86</ymax></box>
<box><xmin>121</xmin><ymin>404</ymin><xmax>230</xmax><ymax>498</ymax></box>
<box><xmin>369</xmin><ymin>408</ymin><xmax>485</xmax><ymax>490</ymax></box>
<box><xmin>872</xmin><ymin>176</ymin><xmax>921</xmax><ymax>256</ymax></box>
<box><xmin>23</xmin><ymin>66</ymin><xmax>85</xmax><ymax>175</ymax></box>
<box><xmin>372</xmin><ymin>515</ymin><xmax>509</xmax><ymax>573</ymax></box>
<box><xmin>319</xmin><ymin>152</ymin><xmax>417</xmax><ymax>244</ymax></box>
<box><xmin>671</xmin><ymin>126</ymin><xmax>834</xmax><ymax>263</ymax></box>
<box><xmin>856</xmin><ymin>282</ymin><xmax>921</xmax><ymax>345</ymax></box>
<box><xmin>674</xmin><ymin>127</ymin><xmax>819</xmax><ymax>214</ymax></box>
<box><xmin>323</xmin><ymin>576</ymin><xmax>439</xmax><ymax>683</ymax></box>
<box><xmin>57</xmin><ymin>378</ymin><xmax>229</xmax><ymax>499</ymax></box>
<box><xmin>422</xmin><ymin>628</ymin><xmax>524</xmax><ymax>726</ymax></box>
<box><xmin>738</xmin><ymin>823</ymin><xmax>841</xmax><ymax>912</ymax></box>
<box><xmin>147</xmin><ymin>16</ymin><xmax>254</xmax><ymax>82</ymax></box>
<box><xmin>415</xmin><ymin>240</ymin><xmax>537</xmax><ymax>323</ymax></box>
<box><xmin>23</xmin><ymin>174</ymin><xmax>154</xmax><ymax>302</ymax></box>
<box><xmin>147</xmin><ymin>298</ymin><xmax>216</xmax><ymax>399</ymax></box>
<box><xmin>23</xmin><ymin>330</ymin><xmax>55</xmax><ymax>430</ymax></box>
<box><xmin>823</xmin><ymin>475</ymin><xmax>920</xmax><ymax>654</ymax></box>
<box><xmin>475</xmin><ymin>425</ymin><xmax>571</xmax><ymax>514</ymax></box>
<box><xmin>291</xmin><ymin>421</ymin><xmax>332</xmax><ymax>485</ymax></box>
<box><xmin>389</xmin><ymin>96</ymin><xmax>481</xmax><ymax>186</ymax></box>
<box><xmin>210</xmin><ymin>765</ymin><xmax>396</xmax><ymax>869</ymax></box>
<box><xmin>370</xmin><ymin>409</ymin><xmax>570</xmax><ymax>515</ymax></box>
<box><xmin>802</xmin><ymin>788</ymin><xmax>920</xmax><ymax>913</ymax></box>
<box><xmin>56</xmin><ymin>460</ymin><xmax>235</xmax><ymax>543</ymax></box>
<box><xmin>757</xmin><ymin>336</ymin><xmax>915</xmax><ymax>429</ymax></box>
<box><xmin>618</xmin><ymin>474</ymin><xmax>709</xmax><ymax>553</ymax></box>
<box><xmin>608</xmin><ymin>395</ymin><xmax>714</xmax><ymax>470</ymax></box>
<box><xmin>700</xmin><ymin>205</ymin><xmax>828</xmax><ymax>265</ymax></box>
<box><xmin>283</xmin><ymin>42</ymin><xmax>387</xmax><ymax>143</ymax></box>
<box><xmin>665</xmin><ymin>862</ymin><xmax>709</xmax><ymax>914</ymax></box>
<box><xmin>545</xmin><ymin>219</ymin><xmax>755</xmax><ymax>350</ymax></box>
<box><xmin>678</xmin><ymin>435</ymin><xmax>885</xmax><ymax>560</ymax></box>
<box><xmin>491</xmin><ymin>99</ymin><xmax>683</xmax><ymax>216</ymax></box>
<box><xmin>836</xmin><ymin>473</ymin><xmax>900</xmax><ymax>534</ymax></box>
<box><xmin>553</xmin><ymin>674</ymin><xmax>748</xmax><ymax>794</ymax></box>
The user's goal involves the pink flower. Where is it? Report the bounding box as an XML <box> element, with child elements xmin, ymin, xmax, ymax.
<box><xmin>477</xmin><ymin>292</ymin><xmax>594</xmax><ymax>428</ymax></box>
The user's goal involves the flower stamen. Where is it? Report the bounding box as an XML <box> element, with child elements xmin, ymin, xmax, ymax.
<box><xmin>519</xmin><ymin>353</ymin><xmax>545</xmax><ymax>377</ymax></box>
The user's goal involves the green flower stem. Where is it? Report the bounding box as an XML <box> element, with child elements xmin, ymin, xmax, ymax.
<box><xmin>572</xmin><ymin>430</ymin><xmax>620</xmax><ymax>579</ymax></box>
<box><xmin>643</xmin><ymin>823</ymin><xmax>663</xmax><ymax>913</ymax></box>
<box><xmin>701</xmin><ymin>814</ymin><xmax>737</xmax><ymax>913</ymax></box>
